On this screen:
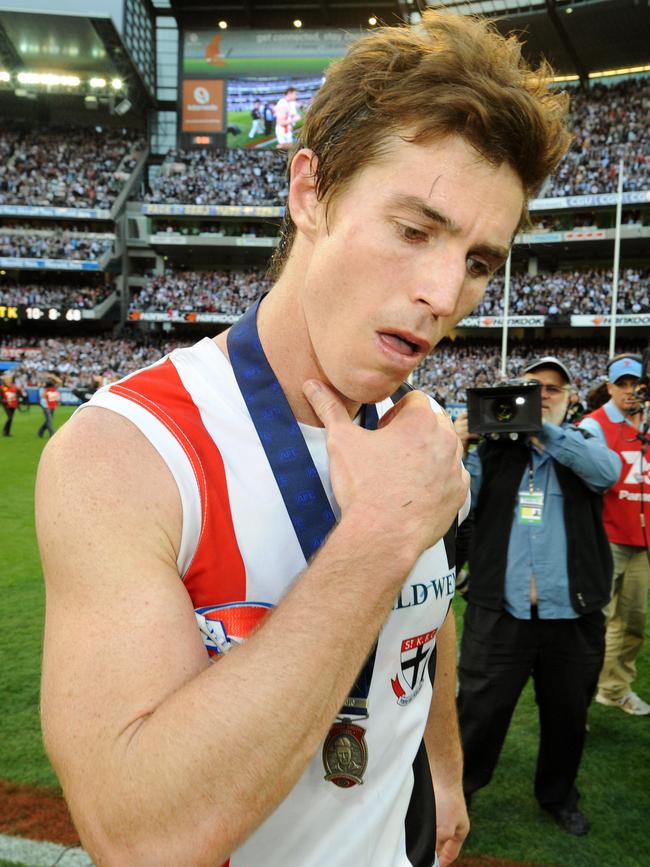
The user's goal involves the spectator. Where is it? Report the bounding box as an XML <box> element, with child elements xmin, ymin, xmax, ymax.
<box><xmin>455</xmin><ymin>357</ymin><xmax>619</xmax><ymax>835</ymax></box>
<box><xmin>580</xmin><ymin>355</ymin><xmax>650</xmax><ymax>716</ymax></box>
<box><xmin>0</xmin><ymin>128</ymin><xmax>144</xmax><ymax>209</ymax></box>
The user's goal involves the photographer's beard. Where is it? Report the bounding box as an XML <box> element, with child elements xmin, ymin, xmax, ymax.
<box><xmin>542</xmin><ymin>392</ymin><xmax>570</xmax><ymax>427</ymax></box>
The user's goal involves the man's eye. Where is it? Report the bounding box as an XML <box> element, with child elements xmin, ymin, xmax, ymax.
<box><xmin>399</xmin><ymin>224</ymin><xmax>428</xmax><ymax>243</ymax></box>
<box><xmin>467</xmin><ymin>257</ymin><xmax>490</xmax><ymax>278</ymax></box>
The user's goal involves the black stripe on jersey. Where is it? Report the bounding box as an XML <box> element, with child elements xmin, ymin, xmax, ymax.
<box><xmin>443</xmin><ymin>517</ymin><xmax>457</xmax><ymax>571</ymax></box>
<box><xmin>405</xmin><ymin>644</ymin><xmax>438</xmax><ymax>867</ymax></box>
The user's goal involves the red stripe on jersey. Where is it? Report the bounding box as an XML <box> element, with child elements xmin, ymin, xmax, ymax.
<box><xmin>110</xmin><ymin>358</ymin><xmax>246</xmax><ymax>607</ymax></box>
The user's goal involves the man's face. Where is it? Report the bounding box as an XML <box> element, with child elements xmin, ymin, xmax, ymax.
<box><xmin>607</xmin><ymin>375</ymin><xmax>640</xmax><ymax>415</ymax></box>
<box><xmin>523</xmin><ymin>368</ymin><xmax>570</xmax><ymax>426</ymax></box>
<box><xmin>297</xmin><ymin>134</ymin><xmax>524</xmax><ymax>406</ymax></box>
<box><xmin>335</xmin><ymin>740</ymin><xmax>352</xmax><ymax>767</ymax></box>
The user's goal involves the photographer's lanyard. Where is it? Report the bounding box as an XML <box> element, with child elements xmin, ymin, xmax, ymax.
<box><xmin>227</xmin><ymin>300</ymin><xmax>377</xmax><ymax>785</ymax></box>
<box><xmin>517</xmin><ymin>451</ymin><xmax>544</xmax><ymax>526</ymax></box>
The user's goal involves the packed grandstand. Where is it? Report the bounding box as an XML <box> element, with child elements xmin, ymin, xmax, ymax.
<box><xmin>1</xmin><ymin>74</ymin><xmax>649</xmax><ymax>407</ymax></box>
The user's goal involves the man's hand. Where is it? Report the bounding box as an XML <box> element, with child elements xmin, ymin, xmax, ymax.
<box><xmin>453</xmin><ymin>411</ymin><xmax>479</xmax><ymax>454</ymax></box>
<box><xmin>303</xmin><ymin>381</ymin><xmax>469</xmax><ymax>558</ymax></box>
<box><xmin>434</xmin><ymin>782</ymin><xmax>470</xmax><ymax>867</ymax></box>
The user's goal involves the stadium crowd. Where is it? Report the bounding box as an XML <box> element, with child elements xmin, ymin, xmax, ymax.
<box><xmin>0</xmin><ymin>233</ymin><xmax>112</xmax><ymax>260</ymax></box>
<box><xmin>127</xmin><ymin>265</ymin><xmax>649</xmax><ymax>318</ymax></box>
<box><xmin>2</xmin><ymin>334</ymin><xmax>640</xmax><ymax>408</ymax></box>
<box><xmin>0</xmin><ymin>282</ymin><xmax>112</xmax><ymax>310</ymax></box>
<box><xmin>545</xmin><ymin>77</ymin><xmax>650</xmax><ymax>197</ymax></box>
<box><xmin>153</xmin><ymin>220</ymin><xmax>279</xmax><ymax>238</ymax></box>
<box><xmin>145</xmin><ymin>148</ymin><xmax>289</xmax><ymax>207</ymax></box>
<box><xmin>0</xmin><ymin>128</ymin><xmax>144</xmax><ymax>209</ymax></box>
<box><xmin>476</xmin><ymin>267</ymin><xmax>650</xmax><ymax>316</ymax></box>
<box><xmin>1</xmin><ymin>334</ymin><xmax>179</xmax><ymax>391</ymax></box>
<box><xmin>139</xmin><ymin>78</ymin><xmax>649</xmax><ymax>206</ymax></box>
<box><xmin>129</xmin><ymin>269</ymin><xmax>272</xmax><ymax>315</ymax></box>
<box><xmin>412</xmin><ymin>339</ymin><xmax>644</xmax><ymax>405</ymax></box>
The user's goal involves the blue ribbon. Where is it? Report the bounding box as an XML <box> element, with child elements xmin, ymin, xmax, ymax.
<box><xmin>227</xmin><ymin>298</ymin><xmax>378</xmax><ymax>715</ymax></box>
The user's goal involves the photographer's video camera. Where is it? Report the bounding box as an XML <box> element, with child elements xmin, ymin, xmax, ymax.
<box><xmin>467</xmin><ymin>379</ymin><xmax>542</xmax><ymax>436</ymax></box>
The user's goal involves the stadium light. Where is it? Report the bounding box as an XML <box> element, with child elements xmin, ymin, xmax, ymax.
<box><xmin>589</xmin><ymin>63</ymin><xmax>650</xmax><ymax>79</ymax></box>
<box><xmin>17</xmin><ymin>72</ymin><xmax>80</xmax><ymax>86</ymax></box>
<box><xmin>90</xmin><ymin>77</ymin><xmax>107</xmax><ymax>88</ymax></box>
<box><xmin>293</xmin><ymin>19</ymin><xmax>302</xmax><ymax>28</ymax></box>
<box><xmin>111</xmin><ymin>78</ymin><xmax>123</xmax><ymax>90</ymax></box>
<box><xmin>218</xmin><ymin>20</ymin><xmax>228</xmax><ymax>29</ymax></box>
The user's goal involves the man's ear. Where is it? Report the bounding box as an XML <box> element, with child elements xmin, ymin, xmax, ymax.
<box><xmin>288</xmin><ymin>148</ymin><xmax>320</xmax><ymax>240</ymax></box>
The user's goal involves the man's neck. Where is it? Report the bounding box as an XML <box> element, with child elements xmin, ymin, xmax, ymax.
<box><xmin>214</xmin><ymin>283</ymin><xmax>361</xmax><ymax>427</ymax></box>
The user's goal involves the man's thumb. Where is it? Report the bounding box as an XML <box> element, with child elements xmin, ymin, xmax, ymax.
<box><xmin>303</xmin><ymin>380</ymin><xmax>349</xmax><ymax>429</ymax></box>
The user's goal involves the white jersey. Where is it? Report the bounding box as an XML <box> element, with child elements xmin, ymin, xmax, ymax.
<box><xmin>85</xmin><ymin>336</ymin><xmax>468</xmax><ymax>867</ymax></box>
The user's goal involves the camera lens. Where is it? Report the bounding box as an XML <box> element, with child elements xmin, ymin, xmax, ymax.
<box><xmin>494</xmin><ymin>397</ymin><xmax>517</xmax><ymax>423</ymax></box>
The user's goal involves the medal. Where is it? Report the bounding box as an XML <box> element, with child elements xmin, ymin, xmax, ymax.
<box><xmin>322</xmin><ymin>720</ymin><xmax>368</xmax><ymax>788</ymax></box>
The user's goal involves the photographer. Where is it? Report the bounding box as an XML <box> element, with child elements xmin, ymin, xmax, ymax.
<box><xmin>580</xmin><ymin>355</ymin><xmax>650</xmax><ymax>716</ymax></box>
<box><xmin>454</xmin><ymin>357</ymin><xmax>620</xmax><ymax>836</ymax></box>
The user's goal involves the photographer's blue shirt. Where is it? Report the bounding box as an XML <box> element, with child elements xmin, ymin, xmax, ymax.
<box><xmin>466</xmin><ymin>422</ymin><xmax>621</xmax><ymax>620</ymax></box>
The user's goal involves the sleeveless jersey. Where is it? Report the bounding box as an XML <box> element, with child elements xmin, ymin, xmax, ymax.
<box><xmin>2</xmin><ymin>383</ymin><xmax>18</xmax><ymax>409</ymax></box>
<box><xmin>43</xmin><ymin>387</ymin><xmax>60</xmax><ymax>410</ymax></box>
<box><xmin>588</xmin><ymin>405</ymin><xmax>650</xmax><ymax>546</ymax></box>
<box><xmin>84</xmin><ymin>337</ymin><xmax>468</xmax><ymax>867</ymax></box>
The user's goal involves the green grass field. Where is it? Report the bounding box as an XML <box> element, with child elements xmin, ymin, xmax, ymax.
<box><xmin>227</xmin><ymin>109</ymin><xmax>305</xmax><ymax>148</ymax></box>
<box><xmin>184</xmin><ymin>56</ymin><xmax>333</xmax><ymax>77</ymax></box>
<box><xmin>1</xmin><ymin>404</ymin><xmax>649</xmax><ymax>864</ymax></box>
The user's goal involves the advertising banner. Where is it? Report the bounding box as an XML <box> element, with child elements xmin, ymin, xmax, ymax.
<box><xmin>142</xmin><ymin>203</ymin><xmax>284</xmax><ymax>218</ymax></box>
<box><xmin>183</xmin><ymin>29</ymin><xmax>359</xmax><ymax>77</ymax></box>
<box><xmin>0</xmin><ymin>257</ymin><xmax>101</xmax><ymax>271</ymax></box>
<box><xmin>530</xmin><ymin>190</ymin><xmax>650</xmax><ymax>211</ymax></box>
<box><xmin>458</xmin><ymin>316</ymin><xmax>546</xmax><ymax>328</ymax></box>
<box><xmin>0</xmin><ymin>205</ymin><xmax>111</xmax><ymax>220</ymax></box>
<box><xmin>129</xmin><ymin>310</ymin><xmax>239</xmax><ymax>324</ymax></box>
<box><xmin>182</xmin><ymin>79</ymin><xmax>225</xmax><ymax>132</ymax></box>
<box><xmin>571</xmin><ymin>313</ymin><xmax>650</xmax><ymax>327</ymax></box>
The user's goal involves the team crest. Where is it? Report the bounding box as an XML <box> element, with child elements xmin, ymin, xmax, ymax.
<box><xmin>391</xmin><ymin>628</ymin><xmax>437</xmax><ymax>705</ymax></box>
<box><xmin>195</xmin><ymin>601</ymin><xmax>273</xmax><ymax>656</ymax></box>
<box><xmin>323</xmin><ymin>721</ymin><xmax>368</xmax><ymax>788</ymax></box>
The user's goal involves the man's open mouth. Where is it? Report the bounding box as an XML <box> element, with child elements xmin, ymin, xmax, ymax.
<box><xmin>378</xmin><ymin>332</ymin><xmax>424</xmax><ymax>357</ymax></box>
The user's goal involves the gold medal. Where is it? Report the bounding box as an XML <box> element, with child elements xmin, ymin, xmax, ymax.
<box><xmin>323</xmin><ymin>720</ymin><xmax>368</xmax><ymax>788</ymax></box>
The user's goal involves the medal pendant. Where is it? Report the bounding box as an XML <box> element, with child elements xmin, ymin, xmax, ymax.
<box><xmin>322</xmin><ymin>720</ymin><xmax>368</xmax><ymax>788</ymax></box>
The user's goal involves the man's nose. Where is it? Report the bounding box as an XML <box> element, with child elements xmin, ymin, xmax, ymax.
<box><xmin>415</xmin><ymin>255</ymin><xmax>466</xmax><ymax>318</ymax></box>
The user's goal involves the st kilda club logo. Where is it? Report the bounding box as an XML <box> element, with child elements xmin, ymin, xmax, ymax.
<box><xmin>391</xmin><ymin>628</ymin><xmax>437</xmax><ymax>705</ymax></box>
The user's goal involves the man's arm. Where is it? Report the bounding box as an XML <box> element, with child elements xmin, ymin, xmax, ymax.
<box><xmin>425</xmin><ymin>611</ymin><xmax>468</xmax><ymax>867</ymax></box>
<box><xmin>540</xmin><ymin>421</ymin><xmax>621</xmax><ymax>492</ymax></box>
<box><xmin>38</xmin><ymin>387</ymin><xmax>468</xmax><ymax>867</ymax></box>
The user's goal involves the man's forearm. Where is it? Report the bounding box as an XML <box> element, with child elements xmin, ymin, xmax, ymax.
<box><xmin>70</xmin><ymin>519</ymin><xmax>418</xmax><ymax>867</ymax></box>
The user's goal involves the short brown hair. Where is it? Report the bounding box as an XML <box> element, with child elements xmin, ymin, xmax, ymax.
<box><xmin>269</xmin><ymin>10</ymin><xmax>570</xmax><ymax>277</ymax></box>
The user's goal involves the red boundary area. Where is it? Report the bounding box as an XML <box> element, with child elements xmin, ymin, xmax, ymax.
<box><xmin>0</xmin><ymin>779</ymin><xmax>542</xmax><ymax>867</ymax></box>
<box><xmin>0</xmin><ymin>780</ymin><xmax>80</xmax><ymax>846</ymax></box>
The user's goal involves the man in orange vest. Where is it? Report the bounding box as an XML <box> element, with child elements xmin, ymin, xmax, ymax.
<box><xmin>1</xmin><ymin>373</ymin><xmax>20</xmax><ymax>437</ymax></box>
<box><xmin>38</xmin><ymin>378</ymin><xmax>61</xmax><ymax>439</ymax></box>
<box><xmin>580</xmin><ymin>355</ymin><xmax>650</xmax><ymax>715</ymax></box>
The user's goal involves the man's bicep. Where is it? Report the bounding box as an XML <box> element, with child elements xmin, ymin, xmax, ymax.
<box><xmin>37</xmin><ymin>409</ymin><xmax>209</xmax><ymax>792</ymax></box>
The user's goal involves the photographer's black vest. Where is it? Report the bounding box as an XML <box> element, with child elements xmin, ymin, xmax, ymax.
<box><xmin>468</xmin><ymin>437</ymin><xmax>612</xmax><ymax>614</ymax></box>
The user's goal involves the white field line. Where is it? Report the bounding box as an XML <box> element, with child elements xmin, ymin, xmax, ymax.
<box><xmin>0</xmin><ymin>834</ymin><xmax>93</xmax><ymax>866</ymax></box>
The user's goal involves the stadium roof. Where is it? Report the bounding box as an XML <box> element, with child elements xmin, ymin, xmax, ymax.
<box><xmin>0</xmin><ymin>7</ymin><xmax>154</xmax><ymax>109</ymax></box>
<box><xmin>166</xmin><ymin>0</ymin><xmax>408</xmax><ymax>30</ymax></box>
<box><xmin>165</xmin><ymin>0</ymin><xmax>650</xmax><ymax>83</ymax></box>
<box><xmin>445</xmin><ymin>0</ymin><xmax>650</xmax><ymax>82</ymax></box>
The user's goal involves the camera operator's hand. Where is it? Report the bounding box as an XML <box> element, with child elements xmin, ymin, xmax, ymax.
<box><xmin>453</xmin><ymin>412</ymin><xmax>479</xmax><ymax>454</ymax></box>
